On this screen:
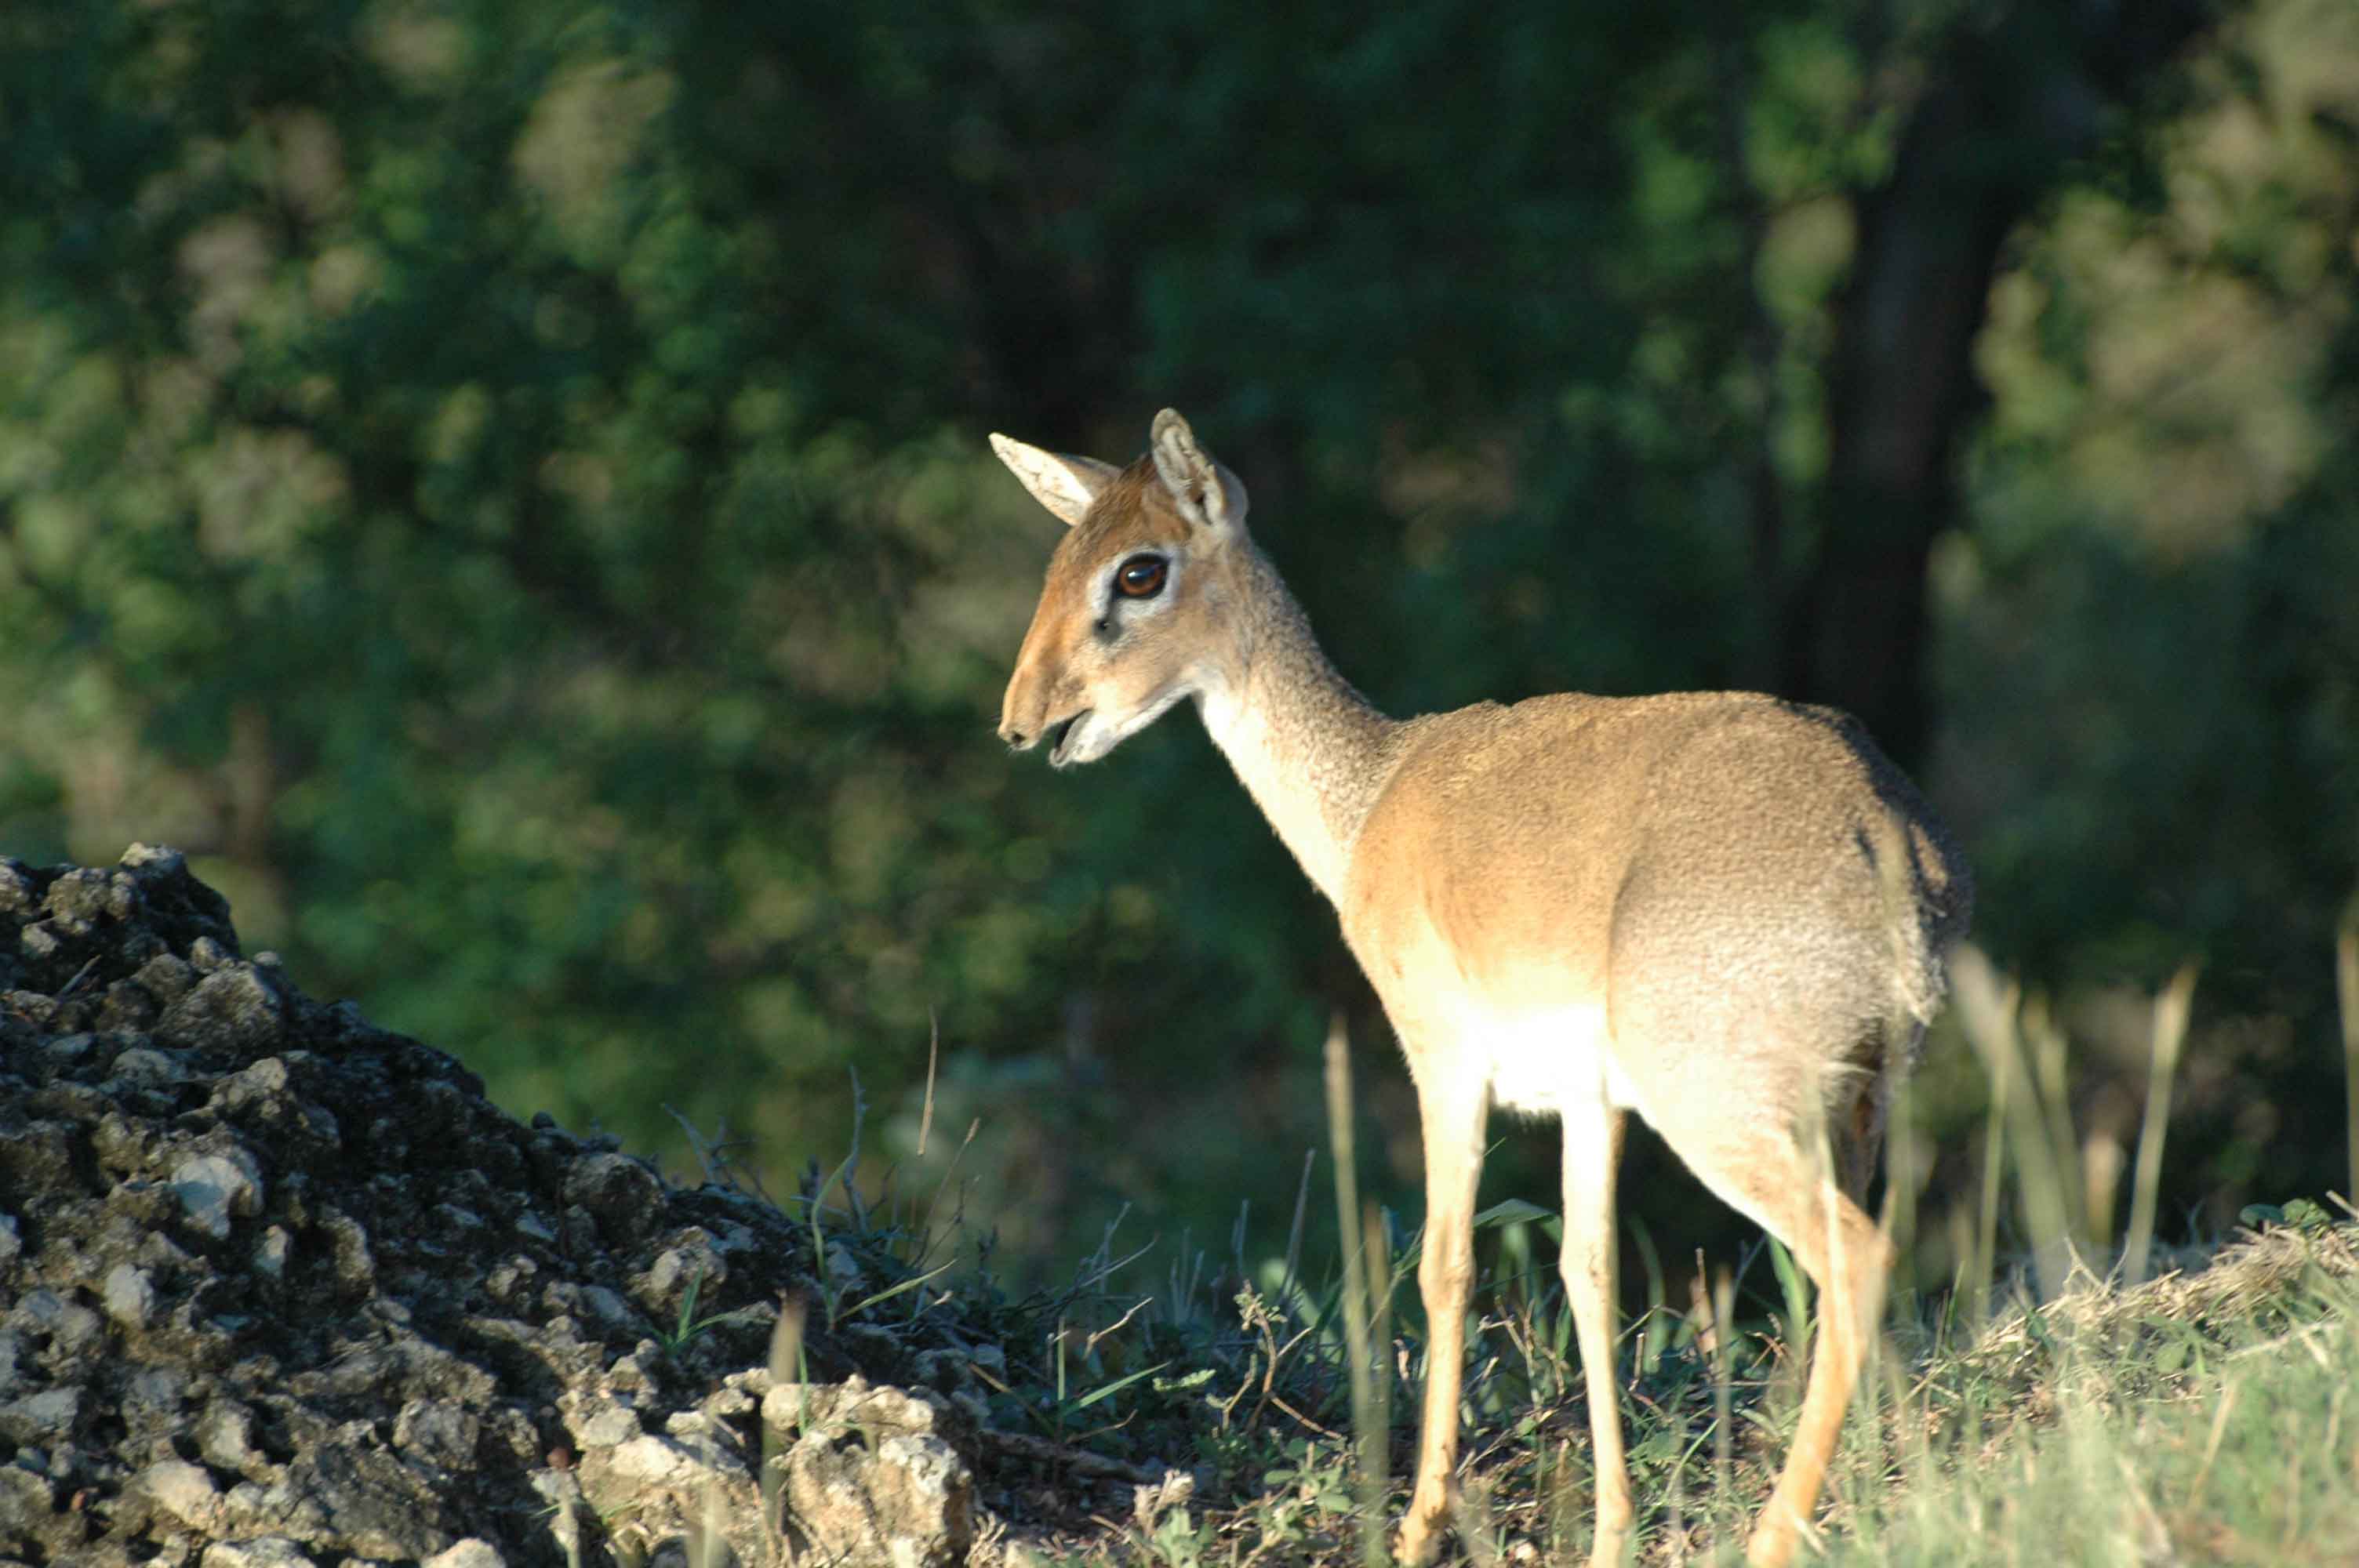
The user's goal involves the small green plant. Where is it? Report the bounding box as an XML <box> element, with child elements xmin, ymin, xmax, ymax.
<box><xmin>656</xmin><ymin>1266</ymin><xmax>733</xmax><ymax>1354</ymax></box>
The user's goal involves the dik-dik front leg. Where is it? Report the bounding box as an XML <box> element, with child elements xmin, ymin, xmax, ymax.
<box><xmin>1394</xmin><ymin>1064</ymin><xmax>1489</xmax><ymax>1567</ymax></box>
<box><xmin>1561</xmin><ymin>1093</ymin><xmax>1635</xmax><ymax>1566</ymax></box>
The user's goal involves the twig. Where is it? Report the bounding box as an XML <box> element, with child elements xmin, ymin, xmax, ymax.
<box><xmin>1084</xmin><ymin>1296</ymin><xmax>1152</xmax><ymax>1355</ymax></box>
<box><xmin>919</xmin><ymin>1008</ymin><xmax>939</xmax><ymax>1159</ymax></box>
<box><xmin>977</xmin><ymin>1428</ymin><xmax>1177</xmax><ymax>1484</ymax></box>
<box><xmin>57</xmin><ymin>956</ymin><xmax>102</xmax><ymax>998</ymax></box>
<box><xmin>1270</xmin><ymin>1394</ymin><xmax>1346</xmax><ymax>1441</ymax></box>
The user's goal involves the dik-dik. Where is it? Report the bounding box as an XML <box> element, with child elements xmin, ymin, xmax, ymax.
<box><xmin>990</xmin><ymin>410</ymin><xmax>1971</xmax><ymax>1567</ymax></box>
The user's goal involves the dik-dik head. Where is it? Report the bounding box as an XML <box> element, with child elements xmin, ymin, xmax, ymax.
<box><xmin>993</xmin><ymin>409</ymin><xmax>1249</xmax><ymax>767</ymax></box>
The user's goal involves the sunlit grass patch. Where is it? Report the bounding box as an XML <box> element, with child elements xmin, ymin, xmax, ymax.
<box><xmin>1818</xmin><ymin>1218</ymin><xmax>2359</xmax><ymax>1566</ymax></box>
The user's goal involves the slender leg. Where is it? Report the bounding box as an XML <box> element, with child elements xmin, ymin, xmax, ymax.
<box><xmin>1749</xmin><ymin>1080</ymin><xmax>1894</xmax><ymax>1564</ymax></box>
<box><xmin>1394</xmin><ymin>1072</ymin><xmax>1489</xmax><ymax>1567</ymax></box>
<box><xmin>1560</xmin><ymin>1097</ymin><xmax>1635</xmax><ymax>1567</ymax></box>
<box><xmin>1747</xmin><ymin>1180</ymin><xmax>1887</xmax><ymax>1567</ymax></box>
<box><xmin>1662</xmin><ymin>1123</ymin><xmax>1888</xmax><ymax>1568</ymax></box>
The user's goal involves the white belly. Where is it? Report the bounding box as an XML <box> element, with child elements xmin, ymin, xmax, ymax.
<box><xmin>1475</xmin><ymin>1001</ymin><xmax>1644</xmax><ymax>1117</ymax></box>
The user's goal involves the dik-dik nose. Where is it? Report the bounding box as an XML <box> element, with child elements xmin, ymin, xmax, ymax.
<box><xmin>998</xmin><ymin>680</ymin><xmax>1041</xmax><ymax>750</ymax></box>
<box><xmin>999</xmin><ymin>654</ymin><xmax>1052</xmax><ymax>750</ymax></box>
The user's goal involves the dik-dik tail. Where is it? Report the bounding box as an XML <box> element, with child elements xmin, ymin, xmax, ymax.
<box><xmin>1871</xmin><ymin>808</ymin><xmax>1974</xmax><ymax>1051</ymax></box>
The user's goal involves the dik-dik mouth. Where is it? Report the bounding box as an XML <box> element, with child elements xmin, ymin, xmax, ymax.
<box><xmin>1047</xmin><ymin>710</ymin><xmax>1092</xmax><ymax>767</ymax></box>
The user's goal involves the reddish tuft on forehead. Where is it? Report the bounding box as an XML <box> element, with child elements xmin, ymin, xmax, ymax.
<box><xmin>1051</xmin><ymin>456</ymin><xmax>1192</xmax><ymax>568</ymax></box>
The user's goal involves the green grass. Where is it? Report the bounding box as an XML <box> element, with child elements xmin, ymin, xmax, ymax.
<box><xmin>696</xmin><ymin>949</ymin><xmax>2359</xmax><ymax>1566</ymax></box>
<box><xmin>1821</xmin><ymin>1233</ymin><xmax>2359</xmax><ymax>1566</ymax></box>
<box><xmin>1004</xmin><ymin>1215</ymin><xmax>2359</xmax><ymax>1567</ymax></box>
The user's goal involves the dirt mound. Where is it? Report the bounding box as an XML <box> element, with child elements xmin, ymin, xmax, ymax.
<box><xmin>0</xmin><ymin>847</ymin><xmax>1101</xmax><ymax>1566</ymax></box>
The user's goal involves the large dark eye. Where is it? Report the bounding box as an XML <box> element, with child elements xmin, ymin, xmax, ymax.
<box><xmin>1114</xmin><ymin>554</ymin><xmax>1168</xmax><ymax>599</ymax></box>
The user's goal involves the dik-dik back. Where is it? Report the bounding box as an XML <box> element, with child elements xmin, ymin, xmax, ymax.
<box><xmin>1344</xmin><ymin>690</ymin><xmax>1968</xmax><ymax>1128</ymax></box>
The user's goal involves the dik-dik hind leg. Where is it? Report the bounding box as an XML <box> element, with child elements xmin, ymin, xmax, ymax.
<box><xmin>1560</xmin><ymin>1095</ymin><xmax>1635</xmax><ymax>1567</ymax></box>
<box><xmin>1394</xmin><ymin>1068</ymin><xmax>1489</xmax><ymax>1568</ymax></box>
<box><xmin>1669</xmin><ymin>1120</ymin><xmax>1890</xmax><ymax>1568</ymax></box>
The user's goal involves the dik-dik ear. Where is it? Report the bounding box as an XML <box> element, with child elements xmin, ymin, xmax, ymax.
<box><xmin>1150</xmin><ymin>408</ymin><xmax>1247</xmax><ymax>535</ymax></box>
<box><xmin>989</xmin><ymin>433</ymin><xmax>1120</xmax><ymax>528</ymax></box>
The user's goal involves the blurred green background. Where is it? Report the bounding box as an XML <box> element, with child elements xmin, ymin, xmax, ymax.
<box><xmin>5</xmin><ymin>0</ymin><xmax>2356</xmax><ymax>1292</ymax></box>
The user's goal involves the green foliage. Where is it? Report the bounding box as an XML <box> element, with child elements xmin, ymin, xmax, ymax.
<box><xmin>3</xmin><ymin>0</ymin><xmax>2355</xmax><ymax>1281</ymax></box>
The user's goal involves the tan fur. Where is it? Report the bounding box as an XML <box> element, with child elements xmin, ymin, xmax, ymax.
<box><xmin>993</xmin><ymin>411</ymin><xmax>1972</xmax><ymax>1568</ymax></box>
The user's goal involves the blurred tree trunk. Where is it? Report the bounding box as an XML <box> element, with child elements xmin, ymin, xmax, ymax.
<box><xmin>1791</xmin><ymin>0</ymin><xmax>2223</xmax><ymax>766</ymax></box>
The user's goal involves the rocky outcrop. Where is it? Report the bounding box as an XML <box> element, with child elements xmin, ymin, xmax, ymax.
<box><xmin>0</xmin><ymin>848</ymin><xmax>1070</xmax><ymax>1566</ymax></box>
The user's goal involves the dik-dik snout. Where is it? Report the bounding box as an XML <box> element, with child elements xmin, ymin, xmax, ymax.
<box><xmin>996</xmin><ymin>630</ymin><xmax>1096</xmax><ymax>766</ymax></box>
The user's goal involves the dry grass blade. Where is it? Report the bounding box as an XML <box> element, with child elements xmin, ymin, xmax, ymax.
<box><xmin>1955</xmin><ymin>947</ymin><xmax>2074</xmax><ymax>1304</ymax></box>
<box><xmin>761</xmin><ymin>1296</ymin><xmax>808</xmax><ymax>1551</ymax></box>
<box><xmin>2338</xmin><ymin>920</ymin><xmax>2359</xmax><ymax>1207</ymax></box>
<box><xmin>919</xmin><ymin>1007</ymin><xmax>939</xmax><ymax>1160</ymax></box>
<box><xmin>2123</xmin><ymin>962</ymin><xmax>2199</xmax><ymax>1287</ymax></box>
<box><xmin>1322</xmin><ymin>1012</ymin><xmax>1388</xmax><ymax>1568</ymax></box>
<box><xmin>1283</xmin><ymin>1145</ymin><xmax>1316</xmax><ymax>1309</ymax></box>
<box><xmin>1957</xmin><ymin>1221</ymin><xmax>2359</xmax><ymax>1382</ymax></box>
<box><xmin>2186</xmin><ymin>1377</ymin><xmax>2241</xmax><ymax>1509</ymax></box>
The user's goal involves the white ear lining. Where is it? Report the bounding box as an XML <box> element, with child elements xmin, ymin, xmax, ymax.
<box><xmin>990</xmin><ymin>433</ymin><xmax>1118</xmax><ymax>528</ymax></box>
<box><xmin>1148</xmin><ymin>408</ymin><xmax>1245</xmax><ymax>532</ymax></box>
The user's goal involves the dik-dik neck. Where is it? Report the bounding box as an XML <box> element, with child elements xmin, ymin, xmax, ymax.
<box><xmin>1194</xmin><ymin>547</ymin><xmax>1400</xmax><ymax>904</ymax></box>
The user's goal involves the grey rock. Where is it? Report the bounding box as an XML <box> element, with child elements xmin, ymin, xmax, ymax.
<box><xmin>0</xmin><ymin>858</ymin><xmax>36</xmax><ymax>916</ymax></box>
<box><xmin>529</xmin><ymin>1465</ymin><xmax>592</xmax><ymax>1566</ymax></box>
<box><xmin>218</xmin><ymin>1056</ymin><xmax>291</xmax><ymax>1107</ymax></box>
<box><xmin>227</xmin><ymin>1431</ymin><xmax>456</xmax><ymax>1560</ymax></box>
<box><xmin>576</xmin><ymin>1426</ymin><xmax>765</xmax><ymax>1564</ymax></box>
<box><xmin>49</xmin><ymin>1298</ymin><xmax>105</xmax><ymax>1356</ymax></box>
<box><xmin>158</xmin><ymin>964</ymin><xmax>287</xmax><ymax>1053</ymax></box>
<box><xmin>200</xmin><ymin>1537</ymin><xmax>319</xmax><ymax>1568</ymax></box>
<box><xmin>136</xmin><ymin>1225</ymin><xmax>198</xmax><ymax>1272</ymax></box>
<box><xmin>318</xmin><ymin>1208</ymin><xmax>374</xmax><ymax>1290</ymax></box>
<box><xmin>423</xmin><ymin>1541</ymin><xmax>507</xmax><ymax>1568</ymax></box>
<box><xmin>562</xmin><ymin>1152</ymin><xmax>663</xmax><ymax>1247</ymax></box>
<box><xmin>111</xmin><ymin>1045</ymin><xmax>181</xmax><ymax>1085</ymax></box>
<box><xmin>253</xmin><ymin>1224</ymin><xmax>294</xmax><ymax>1278</ymax></box>
<box><xmin>0</xmin><ymin>1386</ymin><xmax>82</xmax><ymax>1444</ymax></box>
<box><xmin>0</xmin><ymin>1464</ymin><xmax>56</xmax><ymax>1537</ymax></box>
<box><xmin>11</xmin><ymin>1288</ymin><xmax>65</xmax><ymax>1330</ymax></box>
<box><xmin>172</xmin><ymin>1148</ymin><xmax>266</xmax><ymax>1241</ymax></box>
<box><xmin>135</xmin><ymin>951</ymin><xmax>198</xmax><ymax>1006</ymax></box>
<box><xmin>118</xmin><ymin>842</ymin><xmax>186</xmax><ymax>875</ymax></box>
<box><xmin>632</xmin><ymin>1229</ymin><xmax>728</xmax><ymax>1322</ymax></box>
<box><xmin>392</xmin><ymin>1399</ymin><xmax>482</xmax><ymax>1472</ymax></box>
<box><xmin>605</xmin><ymin>1342</ymin><xmax>663</xmax><ymax>1396</ymax></box>
<box><xmin>45</xmin><ymin>867</ymin><xmax>133</xmax><ymax>935</ymax></box>
<box><xmin>99</xmin><ymin>977</ymin><xmax>162</xmax><ymax>1032</ymax></box>
<box><xmin>197</xmin><ymin>1401</ymin><xmax>267</xmax><ymax>1474</ymax></box>
<box><xmin>136</xmin><ymin>1457</ymin><xmax>226</xmax><ymax>1533</ymax></box>
<box><xmin>484</xmin><ymin>1256</ymin><xmax>537</xmax><ymax>1305</ymax></box>
<box><xmin>513</xmin><ymin>1210</ymin><xmax>557</xmax><ymax>1243</ymax></box>
<box><xmin>45</xmin><ymin>1029</ymin><xmax>97</xmax><ymax>1064</ymax></box>
<box><xmin>104</xmin><ymin>1262</ymin><xmax>157</xmax><ymax>1328</ymax></box>
<box><xmin>90</xmin><ymin>1110</ymin><xmax>153</xmax><ymax>1171</ymax></box>
<box><xmin>124</xmin><ymin>1366</ymin><xmax>190</xmax><ymax>1424</ymax></box>
<box><xmin>570</xmin><ymin>1402</ymin><xmax>640</xmax><ymax>1448</ymax></box>
<box><xmin>578</xmin><ymin>1285</ymin><xmax>643</xmax><ymax>1335</ymax></box>
<box><xmin>764</xmin><ymin>1378</ymin><xmax>974</xmax><ymax>1568</ymax></box>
